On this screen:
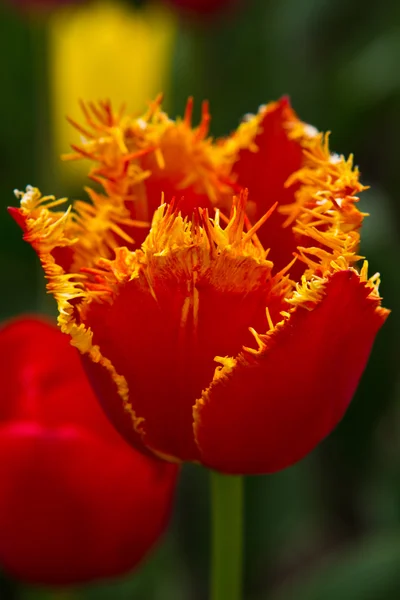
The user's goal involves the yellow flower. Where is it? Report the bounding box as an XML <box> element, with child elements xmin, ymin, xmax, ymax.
<box><xmin>49</xmin><ymin>0</ymin><xmax>177</xmax><ymax>181</ymax></box>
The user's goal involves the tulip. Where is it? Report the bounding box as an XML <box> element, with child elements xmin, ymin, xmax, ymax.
<box><xmin>48</xmin><ymin>1</ymin><xmax>177</xmax><ymax>180</ymax></box>
<box><xmin>10</xmin><ymin>97</ymin><xmax>389</xmax><ymax>476</ymax></box>
<box><xmin>0</xmin><ymin>317</ymin><xmax>177</xmax><ymax>585</ymax></box>
<box><xmin>162</xmin><ymin>0</ymin><xmax>237</xmax><ymax>16</ymax></box>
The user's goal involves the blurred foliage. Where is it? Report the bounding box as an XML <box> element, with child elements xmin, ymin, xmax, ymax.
<box><xmin>0</xmin><ymin>0</ymin><xmax>399</xmax><ymax>598</ymax></box>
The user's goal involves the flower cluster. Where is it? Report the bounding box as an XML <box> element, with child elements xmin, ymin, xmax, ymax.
<box><xmin>11</xmin><ymin>97</ymin><xmax>388</xmax><ymax>475</ymax></box>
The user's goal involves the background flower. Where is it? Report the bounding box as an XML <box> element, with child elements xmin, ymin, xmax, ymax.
<box><xmin>0</xmin><ymin>317</ymin><xmax>177</xmax><ymax>586</ymax></box>
<box><xmin>49</xmin><ymin>1</ymin><xmax>177</xmax><ymax>185</ymax></box>
<box><xmin>162</xmin><ymin>0</ymin><xmax>238</xmax><ymax>17</ymax></box>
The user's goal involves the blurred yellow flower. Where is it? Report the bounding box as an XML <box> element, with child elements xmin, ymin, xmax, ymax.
<box><xmin>49</xmin><ymin>0</ymin><xmax>177</xmax><ymax>181</ymax></box>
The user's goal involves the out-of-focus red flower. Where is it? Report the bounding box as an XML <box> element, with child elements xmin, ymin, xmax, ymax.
<box><xmin>0</xmin><ymin>317</ymin><xmax>177</xmax><ymax>586</ymax></box>
<box><xmin>162</xmin><ymin>0</ymin><xmax>237</xmax><ymax>17</ymax></box>
<box><xmin>11</xmin><ymin>97</ymin><xmax>389</xmax><ymax>475</ymax></box>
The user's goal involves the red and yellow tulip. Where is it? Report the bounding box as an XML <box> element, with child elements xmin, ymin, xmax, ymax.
<box><xmin>10</xmin><ymin>97</ymin><xmax>389</xmax><ymax>474</ymax></box>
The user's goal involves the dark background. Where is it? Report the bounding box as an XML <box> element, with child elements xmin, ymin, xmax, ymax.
<box><xmin>0</xmin><ymin>0</ymin><xmax>399</xmax><ymax>598</ymax></box>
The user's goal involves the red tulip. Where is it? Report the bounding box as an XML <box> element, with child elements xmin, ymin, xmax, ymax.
<box><xmin>10</xmin><ymin>97</ymin><xmax>389</xmax><ymax>475</ymax></box>
<box><xmin>162</xmin><ymin>0</ymin><xmax>238</xmax><ymax>16</ymax></box>
<box><xmin>0</xmin><ymin>317</ymin><xmax>177</xmax><ymax>585</ymax></box>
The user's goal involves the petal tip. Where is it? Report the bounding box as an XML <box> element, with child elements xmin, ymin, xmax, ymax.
<box><xmin>8</xmin><ymin>206</ymin><xmax>26</xmax><ymax>231</ymax></box>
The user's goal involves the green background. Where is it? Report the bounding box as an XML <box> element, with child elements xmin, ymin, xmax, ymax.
<box><xmin>0</xmin><ymin>0</ymin><xmax>399</xmax><ymax>598</ymax></box>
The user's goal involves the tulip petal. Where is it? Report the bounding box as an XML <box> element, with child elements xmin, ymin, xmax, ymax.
<box><xmin>0</xmin><ymin>421</ymin><xmax>176</xmax><ymax>585</ymax></box>
<box><xmin>0</xmin><ymin>317</ymin><xmax>178</xmax><ymax>585</ymax></box>
<box><xmin>0</xmin><ymin>317</ymin><xmax>114</xmax><ymax>439</ymax></box>
<box><xmin>193</xmin><ymin>270</ymin><xmax>389</xmax><ymax>474</ymax></box>
<box><xmin>140</xmin><ymin>99</ymin><xmax>219</xmax><ymax>215</ymax></box>
<box><xmin>79</xmin><ymin>197</ymin><xmax>290</xmax><ymax>463</ymax></box>
<box><xmin>228</xmin><ymin>98</ymin><xmax>304</xmax><ymax>270</ymax></box>
<box><xmin>81</xmin><ymin>256</ymin><xmax>273</xmax><ymax>462</ymax></box>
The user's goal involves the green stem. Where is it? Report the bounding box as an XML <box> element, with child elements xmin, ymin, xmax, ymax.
<box><xmin>210</xmin><ymin>471</ymin><xmax>244</xmax><ymax>600</ymax></box>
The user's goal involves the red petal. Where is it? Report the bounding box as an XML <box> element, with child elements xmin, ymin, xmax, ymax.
<box><xmin>9</xmin><ymin>206</ymin><xmax>76</xmax><ymax>273</ymax></box>
<box><xmin>164</xmin><ymin>0</ymin><xmax>237</xmax><ymax>16</ymax></box>
<box><xmin>194</xmin><ymin>270</ymin><xmax>389</xmax><ymax>474</ymax></box>
<box><xmin>81</xmin><ymin>353</ymin><xmax>155</xmax><ymax>459</ymax></box>
<box><xmin>82</xmin><ymin>261</ymin><xmax>275</xmax><ymax>462</ymax></box>
<box><xmin>0</xmin><ymin>317</ymin><xmax>115</xmax><ymax>439</ymax></box>
<box><xmin>0</xmin><ymin>421</ymin><xmax>176</xmax><ymax>585</ymax></box>
<box><xmin>232</xmin><ymin>98</ymin><xmax>304</xmax><ymax>271</ymax></box>
<box><xmin>143</xmin><ymin>176</ymin><xmax>213</xmax><ymax>219</ymax></box>
<box><xmin>138</xmin><ymin>105</ymin><xmax>223</xmax><ymax>219</ymax></box>
<box><xmin>8</xmin><ymin>207</ymin><xmax>27</xmax><ymax>232</ymax></box>
<box><xmin>0</xmin><ymin>317</ymin><xmax>178</xmax><ymax>584</ymax></box>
